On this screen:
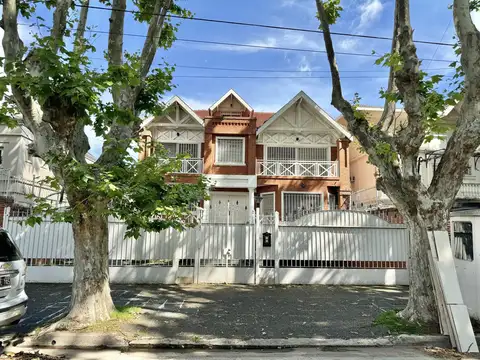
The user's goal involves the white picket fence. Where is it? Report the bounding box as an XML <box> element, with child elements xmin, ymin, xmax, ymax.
<box><xmin>3</xmin><ymin>208</ymin><xmax>409</xmax><ymax>285</ymax></box>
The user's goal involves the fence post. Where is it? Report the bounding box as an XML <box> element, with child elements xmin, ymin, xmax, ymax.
<box><xmin>3</xmin><ymin>206</ymin><xmax>10</xmax><ymax>228</ymax></box>
<box><xmin>255</xmin><ymin>208</ymin><xmax>260</xmax><ymax>285</ymax></box>
<box><xmin>274</xmin><ymin>211</ymin><xmax>280</xmax><ymax>285</ymax></box>
<box><xmin>194</xmin><ymin>224</ymin><xmax>201</xmax><ymax>285</ymax></box>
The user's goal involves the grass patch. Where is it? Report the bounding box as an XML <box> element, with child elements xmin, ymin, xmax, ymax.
<box><xmin>80</xmin><ymin>306</ymin><xmax>142</xmax><ymax>334</ymax></box>
<box><xmin>111</xmin><ymin>306</ymin><xmax>142</xmax><ymax>320</ymax></box>
<box><xmin>373</xmin><ymin>310</ymin><xmax>426</xmax><ymax>335</ymax></box>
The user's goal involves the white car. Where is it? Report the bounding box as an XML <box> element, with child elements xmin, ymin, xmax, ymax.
<box><xmin>0</xmin><ymin>230</ymin><xmax>28</xmax><ymax>326</ymax></box>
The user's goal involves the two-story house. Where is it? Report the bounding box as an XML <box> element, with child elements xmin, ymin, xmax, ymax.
<box><xmin>0</xmin><ymin>121</ymin><xmax>96</xmax><ymax>218</ymax></box>
<box><xmin>140</xmin><ymin>89</ymin><xmax>352</xmax><ymax>222</ymax></box>
<box><xmin>339</xmin><ymin>105</ymin><xmax>480</xmax><ymax>212</ymax></box>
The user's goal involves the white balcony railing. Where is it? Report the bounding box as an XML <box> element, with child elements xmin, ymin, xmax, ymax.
<box><xmin>172</xmin><ymin>158</ymin><xmax>203</xmax><ymax>174</ymax></box>
<box><xmin>457</xmin><ymin>183</ymin><xmax>480</xmax><ymax>200</ymax></box>
<box><xmin>351</xmin><ymin>187</ymin><xmax>392</xmax><ymax>209</ymax></box>
<box><xmin>256</xmin><ymin>160</ymin><xmax>338</xmax><ymax>177</ymax></box>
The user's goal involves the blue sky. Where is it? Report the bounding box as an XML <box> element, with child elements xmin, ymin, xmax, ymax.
<box><xmin>76</xmin><ymin>0</ymin><xmax>459</xmax><ymax>113</ymax></box>
<box><xmin>1</xmin><ymin>0</ymin><xmax>472</xmax><ymax>157</ymax></box>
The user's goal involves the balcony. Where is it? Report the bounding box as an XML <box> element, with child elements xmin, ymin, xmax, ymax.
<box><xmin>256</xmin><ymin>160</ymin><xmax>338</xmax><ymax>177</ymax></box>
<box><xmin>172</xmin><ymin>158</ymin><xmax>203</xmax><ymax>174</ymax></box>
<box><xmin>457</xmin><ymin>183</ymin><xmax>480</xmax><ymax>200</ymax></box>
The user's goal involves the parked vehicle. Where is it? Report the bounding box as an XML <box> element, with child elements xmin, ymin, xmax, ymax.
<box><xmin>0</xmin><ymin>230</ymin><xmax>28</xmax><ymax>326</ymax></box>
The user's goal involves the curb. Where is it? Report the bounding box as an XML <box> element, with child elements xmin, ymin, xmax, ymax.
<box><xmin>6</xmin><ymin>333</ymin><xmax>451</xmax><ymax>351</ymax></box>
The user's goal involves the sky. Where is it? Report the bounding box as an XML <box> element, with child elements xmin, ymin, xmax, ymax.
<box><xmin>0</xmin><ymin>0</ymin><xmax>473</xmax><ymax>157</ymax></box>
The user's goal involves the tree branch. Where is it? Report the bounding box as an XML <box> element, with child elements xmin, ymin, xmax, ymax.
<box><xmin>2</xmin><ymin>0</ymin><xmax>22</xmax><ymax>62</ymax></box>
<box><xmin>315</xmin><ymin>0</ymin><xmax>418</xmax><ymax>211</ymax></box>
<box><xmin>108</xmin><ymin>0</ymin><xmax>126</xmax><ymax>68</ymax></box>
<box><xmin>377</xmin><ymin>3</ymin><xmax>400</xmax><ymax>133</ymax></box>
<box><xmin>138</xmin><ymin>0</ymin><xmax>172</xmax><ymax>80</ymax></box>
<box><xmin>51</xmin><ymin>0</ymin><xmax>73</xmax><ymax>52</ymax></box>
<box><xmin>74</xmin><ymin>0</ymin><xmax>90</xmax><ymax>52</ymax></box>
<box><xmin>391</xmin><ymin>0</ymin><xmax>425</xmax><ymax>156</ymax></box>
<box><xmin>428</xmin><ymin>0</ymin><xmax>480</xmax><ymax>203</ymax></box>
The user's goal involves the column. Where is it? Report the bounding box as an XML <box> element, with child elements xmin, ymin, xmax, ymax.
<box><xmin>203</xmin><ymin>188</ymin><xmax>211</xmax><ymax>223</ymax></box>
<box><xmin>248</xmin><ymin>187</ymin><xmax>255</xmax><ymax>223</ymax></box>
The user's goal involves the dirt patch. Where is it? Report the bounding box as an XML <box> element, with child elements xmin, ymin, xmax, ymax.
<box><xmin>424</xmin><ymin>347</ymin><xmax>480</xmax><ymax>359</ymax></box>
<box><xmin>0</xmin><ymin>352</ymin><xmax>63</xmax><ymax>360</ymax></box>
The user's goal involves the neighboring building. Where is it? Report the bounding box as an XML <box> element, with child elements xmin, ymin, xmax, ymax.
<box><xmin>0</xmin><ymin>124</ymin><xmax>96</xmax><ymax>216</ymax></box>
<box><xmin>140</xmin><ymin>89</ymin><xmax>353</xmax><ymax>222</ymax></box>
<box><xmin>338</xmin><ymin>106</ymin><xmax>480</xmax><ymax>211</ymax></box>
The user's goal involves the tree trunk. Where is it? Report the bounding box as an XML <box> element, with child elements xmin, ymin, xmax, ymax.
<box><xmin>398</xmin><ymin>213</ymin><xmax>438</xmax><ymax>324</ymax></box>
<box><xmin>64</xmin><ymin>209</ymin><xmax>115</xmax><ymax>328</ymax></box>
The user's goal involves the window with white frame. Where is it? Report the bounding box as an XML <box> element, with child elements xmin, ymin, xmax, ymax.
<box><xmin>215</xmin><ymin>137</ymin><xmax>245</xmax><ymax>165</ymax></box>
<box><xmin>0</xmin><ymin>147</ymin><xmax>3</xmax><ymax>166</ymax></box>
<box><xmin>452</xmin><ymin>221</ymin><xmax>474</xmax><ymax>261</ymax></box>
<box><xmin>266</xmin><ymin>146</ymin><xmax>329</xmax><ymax>162</ymax></box>
<box><xmin>282</xmin><ymin>192</ymin><xmax>323</xmax><ymax>222</ymax></box>
<box><xmin>160</xmin><ymin>143</ymin><xmax>200</xmax><ymax>158</ymax></box>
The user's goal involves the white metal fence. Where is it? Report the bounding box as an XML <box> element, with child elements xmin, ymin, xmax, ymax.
<box><xmin>3</xmin><ymin>207</ymin><xmax>409</xmax><ymax>285</ymax></box>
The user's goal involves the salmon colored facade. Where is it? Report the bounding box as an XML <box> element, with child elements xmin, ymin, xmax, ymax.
<box><xmin>141</xmin><ymin>90</ymin><xmax>353</xmax><ymax>221</ymax></box>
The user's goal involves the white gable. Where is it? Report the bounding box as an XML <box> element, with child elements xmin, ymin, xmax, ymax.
<box><xmin>257</xmin><ymin>91</ymin><xmax>352</xmax><ymax>141</ymax></box>
<box><xmin>141</xmin><ymin>96</ymin><xmax>204</xmax><ymax>130</ymax></box>
<box><xmin>209</xmin><ymin>89</ymin><xmax>253</xmax><ymax>113</ymax></box>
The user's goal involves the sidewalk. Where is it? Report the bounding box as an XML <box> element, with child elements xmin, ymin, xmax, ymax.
<box><xmin>2</xmin><ymin>283</ymin><xmax>411</xmax><ymax>341</ymax></box>
<box><xmin>1</xmin><ymin>347</ymin><xmax>469</xmax><ymax>360</ymax></box>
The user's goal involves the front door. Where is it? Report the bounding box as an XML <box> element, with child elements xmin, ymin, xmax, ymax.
<box><xmin>209</xmin><ymin>192</ymin><xmax>249</xmax><ymax>224</ymax></box>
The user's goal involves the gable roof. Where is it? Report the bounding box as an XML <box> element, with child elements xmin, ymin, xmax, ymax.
<box><xmin>209</xmin><ymin>89</ymin><xmax>253</xmax><ymax>112</ymax></box>
<box><xmin>141</xmin><ymin>95</ymin><xmax>204</xmax><ymax>129</ymax></box>
<box><xmin>257</xmin><ymin>91</ymin><xmax>352</xmax><ymax>140</ymax></box>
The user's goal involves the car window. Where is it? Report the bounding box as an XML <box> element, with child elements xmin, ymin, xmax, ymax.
<box><xmin>0</xmin><ymin>232</ymin><xmax>22</xmax><ymax>261</ymax></box>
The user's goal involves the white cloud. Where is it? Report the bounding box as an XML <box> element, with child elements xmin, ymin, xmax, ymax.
<box><xmin>180</xmin><ymin>97</ymin><xmax>213</xmax><ymax>110</ymax></box>
<box><xmin>358</xmin><ymin>0</ymin><xmax>384</xmax><ymax>30</ymax></box>
<box><xmin>471</xmin><ymin>11</ymin><xmax>480</xmax><ymax>31</ymax></box>
<box><xmin>298</xmin><ymin>55</ymin><xmax>312</xmax><ymax>72</ymax></box>
<box><xmin>191</xmin><ymin>31</ymin><xmax>321</xmax><ymax>54</ymax></box>
<box><xmin>337</xmin><ymin>38</ymin><xmax>359</xmax><ymax>51</ymax></box>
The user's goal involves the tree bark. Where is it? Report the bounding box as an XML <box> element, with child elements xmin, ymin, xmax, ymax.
<box><xmin>398</xmin><ymin>212</ymin><xmax>437</xmax><ymax>323</ymax></box>
<box><xmin>63</xmin><ymin>202</ymin><xmax>115</xmax><ymax>327</ymax></box>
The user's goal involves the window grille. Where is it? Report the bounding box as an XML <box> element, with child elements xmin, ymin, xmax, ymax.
<box><xmin>283</xmin><ymin>192</ymin><xmax>323</xmax><ymax>222</ymax></box>
<box><xmin>216</xmin><ymin>137</ymin><xmax>245</xmax><ymax>165</ymax></box>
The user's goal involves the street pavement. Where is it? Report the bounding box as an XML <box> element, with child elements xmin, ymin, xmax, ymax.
<box><xmin>1</xmin><ymin>283</ymin><xmax>409</xmax><ymax>340</ymax></box>
<box><xmin>2</xmin><ymin>347</ymin><xmax>462</xmax><ymax>360</ymax></box>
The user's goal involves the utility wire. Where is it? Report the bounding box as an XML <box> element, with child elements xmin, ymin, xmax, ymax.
<box><xmin>172</xmin><ymin>64</ymin><xmax>453</xmax><ymax>73</ymax></box>
<box><xmin>172</xmin><ymin>74</ymin><xmax>455</xmax><ymax>79</ymax></box>
<box><xmin>426</xmin><ymin>20</ymin><xmax>452</xmax><ymax>71</ymax></box>
<box><xmin>73</xmin><ymin>2</ymin><xmax>455</xmax><ymax>47</ymax></box>
<box><xmin>18</xmin><ymin>23</ymin><xmax>454</xmax><ymax>63</ymax></box>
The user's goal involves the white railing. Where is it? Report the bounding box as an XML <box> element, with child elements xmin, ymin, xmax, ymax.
<box><xmin>173</xmin><ymin>158</ymin><xmax>203</xmax><ymax>174</ymax></box>
<box><xmin>256</xmin><ymin>160</ymin><xmax>338</xmax><ymax>177</ymax></box>
<box><xmin>351</xmin><ymin>187</ymin><xmax>392</xmax><ymax>209</ymax></box>
<box><xmin>457</xmin><ymin>183</ymin><xmax>480</xmax><ymax>199</ymax></box>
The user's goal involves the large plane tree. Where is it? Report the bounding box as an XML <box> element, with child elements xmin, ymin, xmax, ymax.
<box><xmin>0</xmin><ymin>0</ymin><xmax>206</xmax><ymax>328</ymax></box>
